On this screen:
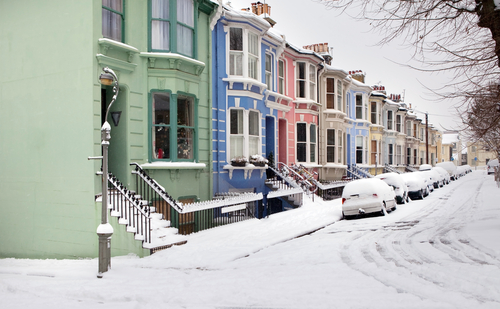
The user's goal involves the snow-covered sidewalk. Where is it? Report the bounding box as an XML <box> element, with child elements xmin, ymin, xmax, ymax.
<box><xmin>1</xmin><ymin>170</ymin><xmax>500</xmax><ymax>309</ymax></box>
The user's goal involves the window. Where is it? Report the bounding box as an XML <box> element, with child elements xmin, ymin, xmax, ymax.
<box><xmin>396</xmin><ymin>145</ymin><xmax>402</xmax><ymax>165</ymax></box>
<box><xmin>371</xmin><ymin>102</ymin><xmax>377</xmax><ymax>124</ymax></box>
<box><xmin>388</xmin><ymin>144</ymin><xmax>394</xmax><ymax>165</ymax></box>
<box><xmin>326</xmin><ymin>78</ymin><xmax>335</xmax><ymax>109</ymax></box>
<box><xmin>278</xmin><ymin>60</ymin><xmax>285</xmax><ymax>94</ymax></box>
<box><xmin>150</xmin><ymin>0</ymin><xmax>195</xmax><ymax>57</ymax></box>
<box><xmin>229</xmin><ymin>27</ymin><xmax>259</xmax><ymax>80</ymax></box>
<box><xmin>103</xmin><ymin>0</ymin><xmax>124</xmax><ymax>42</ymax></box>
<box><xmin>297</xmin><ymin>123</ymin><xmax>307</xmax><ymax>162</ymax></box>
<box><xmin>414</xmin><ymin>149</ymin><xmax>417</xmax><ymax>165</ymax></box>
<box><xmin>296</xmin><ymin>62</ymin><xmax>316</xmax><ymax>100</ymax></box>
<box><xmin>406</xmin><ymin>120</ymin><xmax>411</xmax><ymax>136</ymax></box>
<box><xmin>387</xmin><ymin>111</ymin><xmax>393</xmax><ymax>130</ymax></box>
<box><xmin>420</xmin><ymin>128</ymin><xmax>425</xmax><ymax>141</ymax></box>
<box><xmin>407</xmin><ymin>148</ymin><xmax>411</xmax><ymax>165</ymax></box>
<box><xmin>396</xmin><ymin>115</ymin><xmax>401</xmax><ymax>132</ymax></box>
<box><xmin>337</xmin><ymin>80</ymin><xmax>343</xmax><ymax>111</ymax></box>
<box><xmin>229</xmin><ymin>109</ymin><xmax>261</xmax><ymax>160</ymax></box>
<box><xmin>420</xmin><ymin>150</ymin><xmax>424</xmax><ymax>165</ymax></box>
<box><xmin>356</xmin><ymin>136</ymin><xmax>364</xmax><ymax>164</ymax></box>
<box><xmin>310</xmin><ymin>124</ymin><xmax>316</xmax><ymax>163</ymax></box>
<box><xmin>152</xmin><ymin>92</ymin><xmax>196</xmax><ymax>161</ymax></box>
<box><xmin>355</xmin><ymin>94</ymin><xmax>363</xmax><ymax>119</ymax></box>
<box><xmin>338</xmin><ymin>131</ymin><xmax>343</xmax><ymax>163</ymax></box>
<box><xmin>309</xmin><ymin>64</ymin><xmax>316</xmax><ymax>101</ymax></box>
<box><xmin>371</xmin><ymin>140</ymin><xmax>377</xmax><ymax>164</ymax></box>
<box><xmin>265</xmin><ymin>54</ymin><xmax>272</xmax><ymax>90</ymax></box>
<box><xmin>327</xmin><ymin>129</ymin><xmax>335</xmax><ymax>163</ymax></box>
<box><xmin>472</xmin><ymin>146</ymin><xmax>477</xmax><ymax>152</ymax></box>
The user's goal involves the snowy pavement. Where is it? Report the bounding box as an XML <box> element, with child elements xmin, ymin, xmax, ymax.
<box><xmin>1</xmin><ymin>170</ymin><xmax>500</xmax><ymax>308</ymax></box>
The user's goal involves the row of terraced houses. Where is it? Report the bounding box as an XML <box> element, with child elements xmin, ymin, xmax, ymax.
<box><xmin>0</xmin><ymin>0</ymin><xmax>454</xmax><ymax>259</ymax></box>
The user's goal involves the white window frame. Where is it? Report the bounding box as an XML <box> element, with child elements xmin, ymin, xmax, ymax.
<box><xmin>326</xmin><ymin>78</ymin><xmax>335</xmax><ymax>109</ymax></box>
<box><xmin>278</xmin><ymin>59</ymin><xmax>285</xmax><ymax>95</ymax></box>
<box><xmin>326</xmin><ymin>129</ymin><xmax>335</xmax><ymax>163</ymax></box>
<box><xmin>296</xmin><ymin>122</ymin><xmax>316</xmax><ymax>163</ymax></box>
<box><xmin>265</xmin><ymin>53</ymin><xmax>273</xmax><ymax>90</ymax></box>
<box><xmin>337</xmin><ymin>80</ymin><xmax>343</xmax><ymax>112</ymax></box>
<box><xmin>228</xmin><ymin>27</ymin><xmax>260</xmax><ymax>80</ymax></box>
<box><xmin>296</xmin><ymin>61</ymin><xmax>317</xmax><ymax>101</ymax></box>
<box><xmin>228</xmin><ymin>108</ymin><xmax>262</xmax><ymax>160</ymax></box>
<box><xmin>356</xmin><ymin>135</ymin><xmax>367</xmax><ymax>164</ymax></box>
<box><xmin>387</xmin><ymin>110</ymin><xmax>393</xmax><ymax>130</ymax></box>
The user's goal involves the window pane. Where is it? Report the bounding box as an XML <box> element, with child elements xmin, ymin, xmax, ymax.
<box><xmin>296</xmin><ymin>123</ymin><xmax>306</xmax><ymax>142</ymax></box>
<box><xmin>152</xmin><ymin>0</ymin><xmax>169</xmax><ymax>19</ymax></box>
<box><xmin>297</xmin><ymin>62</ymin><xmax>305</xmax><ymax>80</ymax></box>
<box><xmin>102</xmin><ymin>8</ymin><xmax>122</xmax><ymax>42</ymax></box>
<box><xmin>309</xmin><ymin>65</ymin><xmax>316</xmax><ymax>83</ymax></box>
<box><xmin>248</xmin><ymin>32</ymin><xmax>258</xmax><ymax>56</ymax></box>
<box><xmin>177</xmin><ymin>96</ymin><xmax>193</xmax><ymax>126</ymax></box>
<box><xmin>103</xmin><ymin>0</ymin><xmax>122</xmax><ymax>11</ymax></box>
<box><xmin>297</xmin><ymin>80</ymin><xmax>305</xmax><ymax>98</ymax></box>
<box><xmin>297</xmin><ymin>144</ymin><xmax>306</xmax><ymax>162</ymax></box>
<box><xmin>152</xmin><ymin>20</ymin><xmax>170</xmax><ymax>50</ymax></box>
<box><xmin>327</xmin><ymin>147</ymin><xmax>335</xmax><ymax>163</ymax></box>
<box><xmin>371</xmin><ymin>102</ymin><xmax>377</xmax><ymax>124</ymax></box>
<box><xmin>327</xmin><ymin>130</ymin><xmax>335</xmax><ymax>145</ymax></box>
<box><xmin>230</xmin><ymin>52</ymin><xmax>243</xmax><ymax>76</ymax></box>
<box><xmin>177</xmin><ymin>25</ymin><xmax>193</xmax><ymax>56</ymax></box>
<box><xmin>310</xmin><ymin>144</ymin><xmax>316</xmax><ymax>162</ymax></box>
<box><xmin>153</xmin><ymin>93</ymin><xmax>170</xmax><ymax>124</ymax></box>
<box><xmin>230</xmin><ymin>28</ymin><xmax>243</xmax><ymax>51</ymax></box>
<box><xmin>265</xmin><ymin>54</ymin><xmax>272</xmax><ymax>89</ymax></box>
<box><xmin>327</xmin><ymin>78</ymin><xmax>334</xmax><ymax>93</ymax></box>
<box><xmin>337</xmin><ymin>80</ymin><xmax>342</xmax><ymax>111</ymax></box>
<box><xmin>248</xmin><ymin>55</ymin><xmax>258</xmax><ymax>79</ymax></box>
<box><xmin>249</xmin><ymin>136</ymin><xmax>259</xmax><ymax>156</ymax></box>
<box><xmin>249</xmin><ymin>111</ymin><xmax>259</xmax><ymax>136</ymax></box>
<box><xmin>327</xmin><ymin>94</ymin><xmax>334</xmax><ymax>109</ymax></box>
<box><xmin>230</xmin><ymin>136</ymin><xmax>244</xmax><ymax>158</ymax></box>
<box><xmin>177</xmin><ymin>128</ymin><xmax>193</xmax><ymax>159</ymax></box>
<box><xmin>230</xmin><ymin>109</ymin><xmax>243</xmax><ymax>134</ymax></box>
<box><xmin>177</xmin><ymin>0</ymin><xmax>194</xmax><ymax>27</ymax></box>
<box><xmin>356</xmin><ymin>95</ymin><xmax>362</xmax><ymax>119</ymax></box>
<box><xmin>278</xmin><ymin>60</ymin><xmax>284</xmax><ymax>94</ymax></box>
<box><xmin>310</xmin><ymin>124</ymin><xmax>316</xmax><ymax>143</ymax></box>
<box><xmin>153</xmin><ymin>126</ymin><xmax>170</xmax><ymax>159</ymax></box>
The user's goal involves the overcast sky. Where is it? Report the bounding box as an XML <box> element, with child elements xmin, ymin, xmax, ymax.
<box><xmin>224</xmin><ymin>0</ymin><xmax>462</xmax><ymax>131</ymax></box>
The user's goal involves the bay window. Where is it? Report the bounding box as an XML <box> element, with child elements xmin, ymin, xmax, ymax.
<box><xmin>152</xmin><ymin>92</ymin><xmax>196</xmax><ymax>161</ymax></box>
<box><xmin>326</xmin><ymin>78</ymin><xmax>335</xmax><ymax>109</ymax></box>
<box><xmin>229</xmin><ymin>27</ymin><xmax>259</xmax><ymax>80</ymax></box>
<box><xmin>150</xmin><ymin>0</ymin><xmax>195</xmax><ymax>57</ymax></box>
<box><xmin>103</xmin><ymin>0</ymin><xmax>124</xmax><ymax>42</ymax></box>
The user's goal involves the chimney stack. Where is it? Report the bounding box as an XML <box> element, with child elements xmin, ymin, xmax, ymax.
<box><xmin>250</xmin><ymin>2</ymin><xmax>275</xmax><ymax>27</ymax></box>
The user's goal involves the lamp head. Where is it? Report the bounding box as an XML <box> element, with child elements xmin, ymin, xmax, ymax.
<box><xmin>99</xmin><ymin>72</ymin><xmax>115</xmax><ymax>86</ymax></box>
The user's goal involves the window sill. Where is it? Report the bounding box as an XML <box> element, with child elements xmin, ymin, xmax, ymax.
<box><xmin>96</xmin><ymin>38</ymin><xmax>139</xmax><ymax>73</ymax></box>
<box><xmin>223</xmin><ymin>164</ymin><xmax>267</xmax><ymax>179</ymax></box>
<box><xmin>322</xmin><ymin>163</ymin><xmax>347</xmax><ymax>169</ymax></box>
<box><xmin>223</xmin><ymin>77</ymin><xmax>267</xmax><ymax>94</ymax></box>
<box><xmin>265</xmin><ymin>91</ymin><xmax>293</xmax><ymax>112</ymax></box>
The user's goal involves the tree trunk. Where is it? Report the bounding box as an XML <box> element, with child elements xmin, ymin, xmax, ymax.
<box><xmin>476</xmin><ymin>0</ymin><xmax>500</xmax><ymax>68</ymax></box>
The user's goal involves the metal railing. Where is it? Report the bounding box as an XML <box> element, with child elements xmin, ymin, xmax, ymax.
<box><xmin>347</xmin><ymin>164</ymin><xmax>373</xmax><ymax>179</ymax></box>
<box><xmin>405</xmin><ymin>165</ymin><xmax>418</xmax><ymax>172</ymax></box>
<box><xmin>384</xmin><ymin>163</ymin><xmax>402</xmax><ymax>174</ymax></box>
<box><xmin>131</xmin><ymin>163</ymin><xmax>260</xmax><ymax>235</ymax></box>
<box><xmin>107</xmin><ymin>173</ymin><xmax>151</xmax><ymax>243</ymax></box>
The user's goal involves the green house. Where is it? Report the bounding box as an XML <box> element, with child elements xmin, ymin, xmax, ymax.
<box><xmin>0</xmin><ymin>0</ymin><xmax>219</xmax><ymax>259</ymax></box>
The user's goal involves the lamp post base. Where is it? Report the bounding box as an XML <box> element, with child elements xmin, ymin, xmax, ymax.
<box><xmin>97</xmin><ymin>223</ymin><xmax>113</xmax><ymax>278</ymax></box>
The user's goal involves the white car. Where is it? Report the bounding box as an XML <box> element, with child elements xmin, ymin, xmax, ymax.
<box><xmin>375</xmin><ymin>172</ymin><xmax>409</xmax><ymax>204</ymax></box>
<box><xmin>421</xmin><ymin>169</ymin><xmax>442</xmax><ymax>188</ymax></box>
<box><xmin>433</xmin><ymin>166</ymin><xmax>450</xmax><ymax>185</ymax></box>
<box><xmin>401</xmin><ymin>172</ymin><xmax>428</xmax><ymax>200</ymax></box>
<box><xmin>436</xmin><ymin>161</ymin><xmax>458</xmax><ymax>180</ymax></box>
<box><xmin>417</xmin><ymin>171</ymin><xmax>435</xmax><ymax>192</ymax></box>
<box><xmin>419</xmin><ymin>164</ymin><xmax>433</xmax><ymax>171</ymax></box>
<box><xmin>487</xmin><ymin>159</ymin><xmax>499</xmax><ymax>175</ymax></box>
<box><xmin>342</xmin><ymin>178</ymin><xmax>397</xmax><ymax>219</ymax></box>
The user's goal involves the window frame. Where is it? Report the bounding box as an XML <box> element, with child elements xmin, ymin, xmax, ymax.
<box><xmin>278</xmin><ymin>59</ymin><xmax>285</xmax><ymax>95</ymax></box>
<box><xmin>296</xmin><ymin>61</ymin><xmax>317</xmax><ymax>101</ymax></box>
<box><xmin>102</xmin><ymin>0</ymin><xmax>125</xmax><ymax>43</ymax></box>
<box><xmin>228</xmin><ymin>108</ymin><xmax>262</xmax><ymax>160</ymax></box>
<box><xmin>150</xmin><ymin>90</ymin><xmax>198</xmax><ymax>162</ymax></box>
<box><xmin>387</xmin><ymin>110</ymin><xmax>393</xmax><ymax>130</ymax></box>
<box><xmin>355</xmin><ymin>94</ymin><xmax>363</xmax><ymax>120</ymax></box>
<box><xmin>326</xmin><ymin>129</ymin><xmax>335</xmax><ymax>163</ymax></box>
<box><xmin>227</xmin><ymin>27</ymin><xmax>260</xmax><ymax>80</ymax></box>
<box><xmin>265</xmin><ymin>53</ymin><xmax>273</xmax><ymax>90</ymax></box>
<box><xmin>326</xmin><ymin>78</ymin><xmax>335</xmax><ymax>109</ymax></box>
<box><xmin>149</xmin><ymin>0</ymin><xmax>197</xmax><ymax>58</ymax></box>
<box><xmin>296</xmin><ymin>122</ymin><xmax>316</xmax><ymax>163</ymax></box>
<box><xmin>370</xmin><ymin>101</ymin><xmax>377</xmax><ymax>124</ymax></box>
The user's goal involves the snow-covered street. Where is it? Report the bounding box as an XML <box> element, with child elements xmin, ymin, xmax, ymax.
<box><xmin>1</xmin><ymin>170</ymin><xmax>500</xmax><ymax>308</ymax></box>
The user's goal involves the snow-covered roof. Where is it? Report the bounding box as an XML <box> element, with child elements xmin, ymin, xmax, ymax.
<box><xmin>442</xmin><ymin>133</ymin><xmax>460</xmax><ymax>144</ymax></box>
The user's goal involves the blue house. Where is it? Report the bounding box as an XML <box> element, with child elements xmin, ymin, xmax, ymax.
<box><xmin>345</xmin><ymin>72</ymin><xmax>372</xmax><ymax>168</ymax></box>
<box><xmin>212</xmin><ymin>3</ymin><xmax>287</xmax><ymax>216</ymax></box>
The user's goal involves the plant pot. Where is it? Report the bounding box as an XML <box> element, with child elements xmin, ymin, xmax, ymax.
<box><xmin>231</xmin><ymin>161</ymin><xmax>247</xmax><ymax>167</ymax></box>
<box><xmin>251</xmin><ymin>161</ymin><xmax>266</xmax><ymax>167</ymax></box>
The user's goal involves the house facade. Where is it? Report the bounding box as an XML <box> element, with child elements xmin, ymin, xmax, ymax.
<box><xmin>0</xmin><ymin>0</ymin><xmax>218</xmax><ymax>259</ymax></box>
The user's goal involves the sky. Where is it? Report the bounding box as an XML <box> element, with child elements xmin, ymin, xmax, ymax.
<box><xmin>1</xmin><ymin>170</ymin><xmax>500</xmax><ymax>308</ymax></box>
<box><xmin>225</xmin><ymin>0</ymin><xmax>463</xmax><ymax>131</ymax></box>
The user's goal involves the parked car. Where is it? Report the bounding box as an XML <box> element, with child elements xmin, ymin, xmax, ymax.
<box><xmin>419</xmin><ymin>164</ymin><xmax>433</xmax><ymax>171</ymax></box>
<box><xmin>342</xmin><ymin>178</ymin><xmax>397</xmax><ymax>219</ymax></box>
<box><xmin>436</xmin><ymin>161</ymin><xmax>458</xmax><ymax>180</ymax></box>
<box><xmin>433</xmin><ymin>166</ymin><xmax>450</xmax><ymax>185</ymax></box>
<box><xmin>487</xmin><ymin>159</ymin><xmax>498</xmax><ymax>175</ymax></box>
<box><xmin>401</xmin><ymin>172</ymin><xmax>428</xmax><ymax>200</ymax></box>
<box><xmin>375</xmin><ymin>172</ymin><xmax>409</xmax><ymax>204</ymax></box>
<box><xmin>421</xmin><ymin>169</ymin><xmax>442</xmax><ymax>188</ymax></box>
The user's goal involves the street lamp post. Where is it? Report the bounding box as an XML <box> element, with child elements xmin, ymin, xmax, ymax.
<box><xmin>97</xmin><ymin>67</ymin><xmax>119</xmax><ymax>278</ymax></box>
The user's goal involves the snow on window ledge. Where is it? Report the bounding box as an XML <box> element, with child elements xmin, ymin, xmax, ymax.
<box><xmin>141</xmin><ymin>162</ymin><xmax>206</xmax><ymax>169</ymax></box>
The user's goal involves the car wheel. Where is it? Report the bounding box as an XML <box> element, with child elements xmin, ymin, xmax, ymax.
<box><xmin>406</xmin><ymin>193</ymin><xmax>410</xmax><ymax>203</ymax></box>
